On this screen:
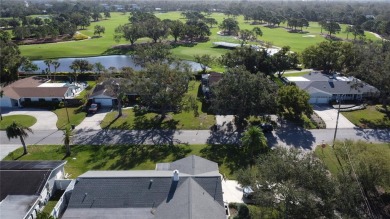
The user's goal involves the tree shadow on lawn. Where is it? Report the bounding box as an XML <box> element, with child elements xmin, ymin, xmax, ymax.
<box><xmin>358</xmin><ymin>117</ymin><xmax>390</xmax><ymax>129</ymax></box>
<box><xmin>274</xmin><ymin>120</ymin><xmax>316</xmax><ymax>150</ymax></box>
<box><xmin>85</xmin><ymin>144</ymin><xmax>192</xmax><ymax>170</ymax></box>
<box><xmin>133</xmin><ymin>114</ymin><xmax>179</xmax><ymax>130</ymax></box>
<box><xmin>200</xmin><ymin>143</ymin><xmax>248</xmax><ymax>176</ymax></box>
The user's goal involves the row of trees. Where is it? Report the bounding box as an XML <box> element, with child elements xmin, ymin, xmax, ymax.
<box><xmin>219</xmin><ymin>46</ymin><xmax>298</xmax><ymax>77</ymax></box>
<box><xmin>1</xmin><ymin>8</ymin><xmax>111</xmax><ymax>41</ymax></box>
<box><xmin>114</xmin><ymin>11</ymin><xmax>213</xmax><ymax>45</ymax></box>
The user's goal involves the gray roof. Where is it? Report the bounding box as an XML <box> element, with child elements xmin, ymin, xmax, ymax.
<box><xmin>290</xmin><ymin>72</ymin><xmax>379</xmax><ymax>95</ymax></box>
<box><xmin>63</xmin><ymin>156</ymin><xmax>225</xmax><ymax>219</ymax></box>
<box><xmin>90</xmin><ymin>80</ymin><xmax>116</xmax><ymax>98</ymax></box>
<box><xmin>0</xmin><ymin>160</ymin><xmax>66</xmax><ymax>170</ymax></box>
<box><xmin>0</xmin><ymin>161</ymin><xmax>66</xmax><ymax>201</ymax></box>
<box><xmin>90</xmin><ymin>79</ymin><xmax>133</xmax><ymax>99</ymax></box>
<box><xmin>161</xmin><ymin>155</ymin><xmax>219</xmax><ymax>175</ymax></box>
<box><xmin>0</xmin><ymin>195</ymin><xmax>39</xmax><ymax>219</ymax></box>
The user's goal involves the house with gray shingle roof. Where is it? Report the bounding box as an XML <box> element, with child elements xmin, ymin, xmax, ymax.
<box><xmin>0</xmin><ymin>161</ymin><xmax>67</xmax><ymax>219</ymax></box>
<box><xmin>286</xmin><ymin>72</ymin><xmax>379</xmax><ymax>104</ymax></box>
<box><xmin>61</xmin><ymin>155</ymin><xmax>227</xmax><ymax>219</ymax></box>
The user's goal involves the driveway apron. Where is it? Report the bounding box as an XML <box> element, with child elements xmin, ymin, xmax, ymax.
<box><xmin>75</xmin><ymin>108</ymin><xmax>111</xmax><ymax>130</ymax></box>
<box><xmin>2</xmin><ymin>108</ymin><xmax>58</xmax><ymax>130</ymax></box>
<box><xmin>313</xmin><ymin>105</ymin><xmax>355</xmax><ymax>129</ymax></box>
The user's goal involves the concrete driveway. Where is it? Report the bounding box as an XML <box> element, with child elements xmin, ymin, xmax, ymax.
<box><xmin>2</xmin><ymin>108</ymin><xmax>58</xmax><ymax>130</ymax></box>
<box><xmin>313</xmin><ymin>105</ymin><xmax>355</xmax><ymax>129</ymax></box>
<box><xmin>221</xmin><ymin>179</ymin><xmax>244</xmax><ymax>203</ymax></box>
<box><xmin>75</xmin><ymin>108</ymin><xmax>111</xmax><ymax>130</ymax></box>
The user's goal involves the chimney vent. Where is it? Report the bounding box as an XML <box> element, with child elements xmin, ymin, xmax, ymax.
<box><xmin>173</xmin><ymin>170</ymin><xmax>179</xmax><ymax>181</ymax></box>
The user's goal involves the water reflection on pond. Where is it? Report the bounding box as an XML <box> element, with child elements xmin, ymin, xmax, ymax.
<box><xmin>29</xmin><ymin>55</ymin><xmax>204</xmax><ymax>73</ymax></box>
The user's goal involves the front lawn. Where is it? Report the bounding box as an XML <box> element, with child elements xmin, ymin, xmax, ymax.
<box><xmin>341</xmin><ymin>105</ymin><xmax>390</xmax><ymax>128</ymax></box>
<box><xmin>0</xmin><ymin>115</ymin><xmax>37</xmax><ymax>130</ymax></box>
<box><xmin>101</xmin><ymin>81</ymin><xmax>215</xmax><ymax>130</ymax></box>
<box><xmin>314</xmin><ymin>141</ymin><xmax>390</xmax><ymax>191</ymax></box>
<box><xmin>3</xmin><ymin>144</ymin><xmax>240</xmax><ymax>179</ymax></box>
<box><xmin>53</xmin><ymin>106</ymin><xmax>87</xmax><ymax>129</ymax></box>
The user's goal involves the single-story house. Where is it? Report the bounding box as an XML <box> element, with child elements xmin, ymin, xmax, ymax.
<box><xmin>0</xmin><ymin>77</ymin><xmax>78</xmax><ymax>108</ymax></box>
<box><xmin>88</xmin><ymin>80</ymin><xmax>117</xmax><ymax>107</ymax></box>
<box><xmin>286</xmin><ymin>72</ymin><xmax>379</xmax><ymax>104</ymax></box>
<box><xmin>89</xmin><ymin>79</ymin><xmax>138</xmax><ymax>107</ymax></box>
<box><xmin>0</xmin><ymin>161</ymin><xmax>67</xmax><ymax>219</ymax></box>
<box><xmin>201</xmin><ymin>72</ymin><xmax>223</xmax><ymax>99</ymax></box>
<box><xmin>61</xmin><ymin>155</ymin><xmax>227</xmax><ymax>219</ymax></box>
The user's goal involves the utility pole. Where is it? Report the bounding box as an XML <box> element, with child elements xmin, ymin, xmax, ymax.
<box><xmin>332</xmin><ymin>95</ymin><xmax>343</xmax><ymax>148</ymax></box>
<box><xmin>63</xmin><ymin>96</ymin><xmax>70</xmax><ymax>124</ymax></box>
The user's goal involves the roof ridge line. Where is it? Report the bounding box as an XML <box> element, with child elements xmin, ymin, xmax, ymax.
<box><xmin>188</xmin><ymin>177</ymin><xmax>192</xmax><ymax>219</ymax></box>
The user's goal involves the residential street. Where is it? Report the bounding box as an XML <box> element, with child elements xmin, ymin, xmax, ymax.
<box><xmin>1</xmin><ymin>127</ymin><xmax>389</xmax><ymax>159</ymax></box>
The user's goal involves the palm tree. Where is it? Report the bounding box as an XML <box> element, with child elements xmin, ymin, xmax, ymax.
<box><xmin>44</xmin><ymin>59</ymin><xmax>53</xmax><ymax>80</ymax></box>
<box><xmin>63</xmin><ymin>127</ymin><xmax>73</xmax><ymax>157</ymax></box>
<box><xmin>241</xmin><ymin>126</ymin><xmax>268</xmax><ymax>166</ymax></box>
<box><xmin>6</xmin><ymin>121</ymin><xmax>33</xmax><ymax>155</ymax></box>
<box><xmin>52</xmin><ymin>60</ymin><xmax>60</xmax><ymax>82</ymax></box>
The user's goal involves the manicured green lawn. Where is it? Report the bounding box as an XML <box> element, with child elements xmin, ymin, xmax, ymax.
<box><xmin>53</xmin><ymin>106</ymin><xmax>87</xmax><ymax>129</ymax></box>
<box><xmin>282</xmin><ymin>71</ymin><xmax>311</xmax><ymax>77</ymax></box>
<box><xmin>0</xmin><ymin>115</ymin><xmax>37</xmax><ymax>130</ymax></box>
<box><xmin>341</xmin><ymin>105</ymin><xmax>390</xmax><ymax>128</ymax></box>
<box><xmin>3</xmin><ymin>144</ymin><xmax>239</xmax><ymax>179</ymax></box>
<box><xmin>101</xmin><ymin>81</ymin><xmax>215</xmax><ymax>130</ymax></box>
<box><xmin>19</xmin><ymin>12</ymin><xmax>379</xmax><ymax>61</ymax></box>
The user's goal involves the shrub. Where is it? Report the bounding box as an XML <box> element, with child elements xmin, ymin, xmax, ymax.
<box><xmin>234</xmin><ymin>204</ymin><xmax>250</xmax><ymax>219</ymax></box>
<box><xmin>73</xmin><ymin>32</ymin><xmax>89</xmax><ymax>41</ymax></box>
<box><xmin>21</xmin><ymin>100</ymin><xmax>60</xmax><ymax>109</ymax></box>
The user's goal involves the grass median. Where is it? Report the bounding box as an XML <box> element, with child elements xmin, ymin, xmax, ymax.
<box><xmin>0</xmin><ymin>115</ymin><xmax>37</xmax><ymax>130</ymax></box>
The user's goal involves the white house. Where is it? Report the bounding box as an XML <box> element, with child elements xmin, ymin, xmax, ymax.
<box><xmin>287</xmin><ymin>72</ymin><xmax>379</xmax><ymax>104</ymax></box>
<box><xmin>0</xmin><ymin>77</ymin><xmax>75</xmax><ymax>108</ymax></box>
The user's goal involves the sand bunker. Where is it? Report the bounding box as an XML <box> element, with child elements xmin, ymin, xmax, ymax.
<box><xmin>303</xmin><ymin>35</ymin><xmax>316</xmax><ymax>38</ymax></box>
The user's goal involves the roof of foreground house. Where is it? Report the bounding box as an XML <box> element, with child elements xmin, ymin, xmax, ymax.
<box><xmin>0</xmin><ymin>161</ymin><xmax>66</xmax><ymax>201</ymax></box>
<box><xmin>62</xmin><ymin>155</ymin><xmax>225</xmax><ymax>219</ymax></box>
<box><xmin>0</xmin><ymin>161</ymin><xmax>66</xmax><ymax>219</ymax></box>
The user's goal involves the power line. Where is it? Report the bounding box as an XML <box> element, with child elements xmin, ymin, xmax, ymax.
<box><xmin>342</xmin><ymin>142</ymin><xmax>375</xmax><ymax>219</ymax></box>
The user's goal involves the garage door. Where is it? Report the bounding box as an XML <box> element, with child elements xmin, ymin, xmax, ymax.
<box><xmin>0</xmin><ymin>97</ymin><xmax>12</xmax><ymax>107</ymax></box>
<box><xmin>309</xmin><ymin>97</ymin><xmax>329</xmax><ymax>104</ymax></box>
<box><xmin>93</xmin><ymin>98</ymin><xmax>113</xmax><ymax>106</ymax></box>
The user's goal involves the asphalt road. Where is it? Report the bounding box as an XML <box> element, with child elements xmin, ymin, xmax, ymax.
<box><xmin>1</xmin><ymin>127</ymin><xmax>388</xmax><ymax>152</ymax></box>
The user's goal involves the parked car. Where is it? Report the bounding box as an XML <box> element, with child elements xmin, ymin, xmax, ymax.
<box><xmin>243</xmin><ymin>186</ymin><xmax>254</xmax><ymax>199</ymax></box>
<box><xmin>259</xmin><ymin>123</ymin><xmax>273</xmax><ymax>132</ymax></box>
<box><xmin>88</xmin><ymin>103</ymin><xmax>99</xmax><ymax>114</ymax></box>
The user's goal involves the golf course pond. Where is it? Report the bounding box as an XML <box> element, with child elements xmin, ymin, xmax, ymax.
<box><xmin>29</xmin><ymin>55</ymin><xmax>205</xmax><ymax>73</ymax></box>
